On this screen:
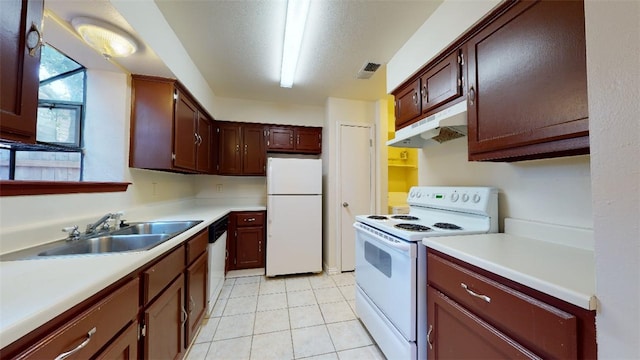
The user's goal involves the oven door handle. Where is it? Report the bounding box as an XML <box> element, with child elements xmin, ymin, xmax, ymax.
<box><xmin>354</xmin><ymin>223</ymin><xmax>413</xmax><ymax>253</ymax></box>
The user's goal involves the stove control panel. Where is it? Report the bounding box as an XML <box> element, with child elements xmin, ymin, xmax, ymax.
<box><xmin>407</xmin><ymin>186</ymin><xmax>498</xmax><ymax>215</ymax></box>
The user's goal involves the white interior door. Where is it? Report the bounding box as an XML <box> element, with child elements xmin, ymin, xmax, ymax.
<box><xmin>339</xmin><ymin>124</ymin><xmax>374</xmax><ymax>272</ymax></box>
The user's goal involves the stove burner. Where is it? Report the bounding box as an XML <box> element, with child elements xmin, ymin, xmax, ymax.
<box><xmin>367</xmin><ymin>215</ymin><xmax>388</xmax><ymax>220</ymax></box>
<box><xmin>433</xmin><ymin>222</ymin><xmax>463</xmax><ymax>230</ymax></box>
<box><xmin>391</xmin><ymin>215</ymin><xmax>419</xmax><ymax>221</ymax></box>
<box><xmin>395</xmin><ymin>223</ymin><xmax>432</xmax><ymax>232</ymax></box>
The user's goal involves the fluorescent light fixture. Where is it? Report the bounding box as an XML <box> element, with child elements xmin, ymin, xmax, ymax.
<box><xmin>71</xmin><ymin>17</ymin><xmax>138</xmax><ymax>58</ymax></box>
<box><xmin>280</xmin><ymin>0</ymin><xmax>311</xmax><ymax>88</ymax></box>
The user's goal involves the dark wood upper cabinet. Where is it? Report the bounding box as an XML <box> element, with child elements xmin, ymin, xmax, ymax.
<box><xmin>266</xmin><ymin>125</ymin><xmax>322</xmax><ymax>155</ymax></box>
<box><xmin>216</xmin><ymin>121</ymin><xmax>266</xmax><ymax>175</ymax></box>
<box><xmin>130</xmin><ymin>75</ymin><xmax>214</xmax><ymax>174</ymax></box>
<box><xmin>294</xmin><ymin>127</ymin><xmax>322</xmax><ymax>153</ymax></box>
<box><xmin>216</xmin><ymin>121</ymin><xmax>242</xmax><ymax>174</ymax></box>
<box><xmin>0</xmin><ymin>0</ymin><xmax>44</xmax><ymax>143</ymax></box>
<box><xmin>196</xmin><ymin>111</ymin><xmax>213</xmax><ymax>173</ymax></box>
<box><xmin>420</xmin><ymin>50</ymin><xmax>463</xmax><ymax>116</ymax></box>
<box><xmin>173</xmin><ymin>90</ymin><xmax>198</xmax><ymax>171</ymax></box>
<box><xmin>393</xmin><ymin>80</ymin><xmax>422</xmax><ymax>129</ymax></box>
<box><xmin>267</xmin><ymin>126</ymin><xmax>295</xmax><ymax>151</ymax></box>
<box><xmin>393</xmin><ymin>49</ymin><xmax>464</xmax><ymax>130</ymax></box>
<box><xmin>242</xmin><ymin>124</ymin><xmax>267</xmax><ymax>175</ymax></box>
<box><xmin>466</xmin><ymin>0</ymin><xmax>589</xmax><ymax>161</ymax></box>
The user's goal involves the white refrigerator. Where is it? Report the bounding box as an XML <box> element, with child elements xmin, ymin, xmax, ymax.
<box><xmin>266</xmin><ymin>157</ymin><xmax>323</xmax><ymax>277</ymax></box>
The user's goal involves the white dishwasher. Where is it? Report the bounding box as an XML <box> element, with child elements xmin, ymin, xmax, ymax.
<box><xmin>206</xmin><ymin>214</ymin><xmax>228</xmax><ymax>317</ymax></box>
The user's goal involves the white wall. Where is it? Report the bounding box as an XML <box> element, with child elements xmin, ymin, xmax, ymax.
<box><xmin>419</xmin><ymin>140</ymin><xmax>592</xmax><ymax>229</ymax></box>
<box><xmin>213</xmin><ymin>97</ymin><xmax>324</xmax><ymax>126</ymax></box>
<box><xmin>83</xmin><ymin>70</ymin><xmax>128</xmax><ymax>181</ymax></box>
<box><xmin>386</xmin><ymin>0</ymin><xmax>501</xmax><ymax>92</ymax></box>
<box><xmin>323</xmin><ymin>97</ymin><xmax>377</xmax><ymax>273</ymax></box>
<box><xmin>585</xmin><ymin>1</ymin><xmax>640</xmax><ymax>357</ymax></box>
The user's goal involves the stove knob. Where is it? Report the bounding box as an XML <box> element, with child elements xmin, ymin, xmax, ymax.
<box><xmin>451</xmin><ymin>193</ymin><xmax>459</xmax><ymax>202</ymax></box>
<box><xmin>473</xmin><ymin>194</ymin><xmax>481</xmax><ymax>203</ymax></box>
<box><xmin>416</xmin><ymin>191</ymin><xmax>422</xmax><ymax>198</ymax></box>
<box><xmin>462</xmin><ymin>193</ymin><xmax>469</xmax><ymax>202</ymax></box>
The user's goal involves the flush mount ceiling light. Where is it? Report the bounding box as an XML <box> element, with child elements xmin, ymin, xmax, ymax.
<box><xmin>280</xmin><ymin>0</ymin><xmax>311</xmax><ymax>88</ymax></box>
<box><xmin>71</xmin><ymin>17</ymin><xmax>138</xmax><ymax>59</ymax></box>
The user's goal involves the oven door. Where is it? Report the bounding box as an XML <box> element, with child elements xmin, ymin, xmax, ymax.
<box><xmin>354</xmin><ymin>222</ymin><xmax>417</xmax><ymax>341</ymax></box>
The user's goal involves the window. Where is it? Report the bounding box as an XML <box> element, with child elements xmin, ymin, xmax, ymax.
<box><xmin>0</xmin><ymin>44</ymin><xmax>85</xmax><ymax>181</ymax></box>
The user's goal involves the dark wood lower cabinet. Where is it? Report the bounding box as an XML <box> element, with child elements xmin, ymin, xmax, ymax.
<box><xmin>186</xmin><ymin>251</ymin><xmax>208</xmax><ymax>346</ymax></box>
<box><xmin>144</xmin><ymin>274</ymin><xmax>185</xmax><ymax>360</ymax></box>
<box><xmin>426</xmin><ymin>250</ymin><xmax>596</xmax><ymax>359</ymax></box>
<box><xmin>227</xmin><ymin>211</ymin><xmax>266</xmax><ymax>271</ymax></box>
<box><xmin>427</xmin><ymin>286</ymin><xmax>539</xmax><ymax>359</ymax></box>
<box><xmin>95</xmin><ymin>322</ymin><xmax>139</xmax><ymax>360</ymax></box>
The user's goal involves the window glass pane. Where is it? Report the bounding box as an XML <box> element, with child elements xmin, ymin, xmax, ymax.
<box><xmin>38</xmin><ymin>72</ymin><xmax>85</xmax><ymax>102</ymax></box>
<box><xmin>14</xmin><ymin>151</ymin><xmax>82</xmax><ymax>181</ymax></box>
<box><xmin>37</xmin><ymin>107</ymin><xmax>81</xmax><ymax>146</ymax></box>
<box><xmin>0</xmin><ymin>148</ymin><xmax>10</xmax><ymax>180</ymax></box>
<box><xmin>39</xmin><ymin>45</ymin><xmax>82</xmax><ymax>82</ymax></box>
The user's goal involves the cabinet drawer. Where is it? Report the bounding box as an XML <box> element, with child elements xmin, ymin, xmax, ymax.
<box><xmin>427</xmin><ymin>253</ymin><xmax>577</xmax><ymax>359</ymax></box>
<box><xmin>143</xmin><ymin>246</ymin><xmax>186</xmax><ymax>305</ymax></box>
<box><xmin>186</xmin><ymin>229</ymin><xmax>208</xmax><ymax>265</ymax></box>
<box><xmin>16</xmin><ymin>278</ymin><xmax>139</xmax><ymax>360</ymax></box>
<box><xmin>235</xmin><ymin>212</ymin><xmax>264</xmax><ymax>227</ymax></box>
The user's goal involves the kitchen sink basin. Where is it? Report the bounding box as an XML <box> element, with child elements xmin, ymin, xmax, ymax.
<box><xmin>0</xmin><ymin>220</ymin><xmax>203</xmax><ymax>261</ymax></box>
<box><xmin>111</xmin><ymin>220</ymin><xmax>202</xmax><ymax>236</ymax></box>
<box><xmin>37</xmin><ymin>234</ymin><xmax>172</xmax><ymax>257</ymax></box>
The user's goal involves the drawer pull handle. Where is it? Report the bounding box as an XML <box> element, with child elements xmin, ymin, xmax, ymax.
<box><xmin>427</xmin><ymin>324</ymin><xmax>433</xmax><ymax>350</ymax></box>
<box><xmin>461</xmin><ymin>283</ymin><xmax>491</xmax><ymax>303</ymax></box>
<box><xmin>244</xmin><ymin>218</ymin><xmax>256</xmax><ymax>222</ymax></box>
<box><xmin>54</xmin><ymin>327</ymin><xmax>96</xmax><ymax>360</ymax></box>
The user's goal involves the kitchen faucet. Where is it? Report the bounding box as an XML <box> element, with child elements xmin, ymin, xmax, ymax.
<box><xmin>85</xmin><ymin>213</ymin><xmax>114</xmax><ymax>234</ymax></box>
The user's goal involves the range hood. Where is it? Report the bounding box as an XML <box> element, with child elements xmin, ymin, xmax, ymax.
<box><xmin>387</xmin><ymin>101</ymin><xmax>467</xmax><ymax>148</ymax></box>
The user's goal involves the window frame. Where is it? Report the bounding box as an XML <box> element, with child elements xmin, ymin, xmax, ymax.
<box><xmin>0</xmin><ymin>44</ymin><xmax>130</xmax><ymax>196</ymax></box>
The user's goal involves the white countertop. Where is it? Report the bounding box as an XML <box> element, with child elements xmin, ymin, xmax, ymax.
<box><xmin>423</xmin><ymin>232</ymin><xmax>597</xmax><ymax>310</ymax></box>
<box><xmin>0</xmin><ymin>203</ymin><xmax>265</xmax><ymax>349</ymax></box>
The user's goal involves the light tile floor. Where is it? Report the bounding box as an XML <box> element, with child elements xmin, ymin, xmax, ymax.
<box><xmin>186</xmin><ymin>271</ymin><xmax>386</xmax><ymax>360</ymax></box>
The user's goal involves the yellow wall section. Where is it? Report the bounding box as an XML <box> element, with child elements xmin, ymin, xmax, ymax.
<box><xmin>386</xmin><ymin>97</ymin><xmax>417</xmax><ymax>198</ymax></box>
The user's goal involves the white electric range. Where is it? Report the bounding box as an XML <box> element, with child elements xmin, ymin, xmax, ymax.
<box><xmin>354</xmin><ymin>186</ymin><xmax>498</xmax><ymax>360</ymax></box>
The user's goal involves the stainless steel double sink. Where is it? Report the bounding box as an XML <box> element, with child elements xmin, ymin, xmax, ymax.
<box><xmin>1</xmin><ymin>220</ymin><xmax>202</xmax><ymax>261</ymax></box>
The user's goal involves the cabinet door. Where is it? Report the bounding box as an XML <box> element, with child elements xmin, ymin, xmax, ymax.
<box><xmin>242</xmin><ymin>125</ymin><xmax>266</xmax><ymax>175</ymax></box>
<box><xmin>0</xmin><ymin>0</ymin><xmax>43</xmax><ymax>143</ymax></box>
<box><xmin>144</xmin><ymin>274</ymin><xmax>185</xmax><ymax>360</ymax></box>
<box><xmin>267</xmin><ymin>126</ymin><xmax>294</xmax><ymax>150</ymax></box>
<box><xmin>217</xmin><ymin>122</ymin><xmax>242</xmax><ymax>174</ymax></box>
<box><xmin>420</xmin><ymin>50</ymin><xmax>462</xmax><ymax>115</ymax></box>
<box><xmin>185</xmin><ymin>251</ymin><xmax>208</xmax><ymax>346</ymax></box>
<box><xmin>173</xmin><ymin>90</ymin><xmax>198</xmax><ymax>171</ymax></box>
<box><xmin>466</xmin><ymin>0</ymin><xmax>589</xmax><ymax>161</ymax></box>
<box><xmin>295</xmin><ymin>127</ymin><xmax>322</xmax><ymax>154</ymax></box>
<box><xmin>95</xmin><ymin>321</ymin><xmax>139</xmax><ymax>360</ymax></box>
<box><xmin>196</xmin><ymin>112</ymin><xmax>212</xmax><ymax>173</ymax></box>
<box><xmin>427</xmin><ymin>286</ymin><xmax>540</xmax><ymax>360</ymax></box>
<box><xmin>394</xmin><ymin>79</ymin><xmax>421</xmax><ymax>129</ymax></box>
<box><xmin>235</xmin><ymin>227</ymin><xmax>264</xmax><ymax>270</ymax></box>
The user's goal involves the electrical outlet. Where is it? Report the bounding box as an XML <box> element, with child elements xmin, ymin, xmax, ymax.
<box><xmin>216</xmin><ymin>184</ymin><xmax>223</xmax><ymax>193</ymax></box>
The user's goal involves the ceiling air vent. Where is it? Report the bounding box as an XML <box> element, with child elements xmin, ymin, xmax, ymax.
<box><xmin>356</xmin><ymin>62</ymin><xmax>381</xmax><ymax>79</ymax></box>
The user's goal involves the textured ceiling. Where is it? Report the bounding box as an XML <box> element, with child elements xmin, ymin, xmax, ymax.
<box><xmin>45</xmin><ymin>0</ymin><xmax>443</xmax><ymax>106</ymax></box>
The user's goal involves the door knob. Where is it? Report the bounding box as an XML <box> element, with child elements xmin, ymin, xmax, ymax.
<box><xmin>342</xmin><ymin>202</ymin><xmax>349</xmax><ymax>208</ymax></box>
